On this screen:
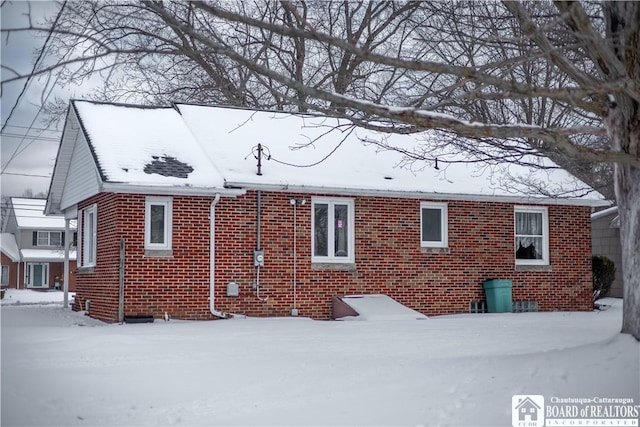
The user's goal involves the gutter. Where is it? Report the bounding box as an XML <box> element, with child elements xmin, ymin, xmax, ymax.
<box><xmin>223</xmin><ymin>181</ymin><xmax>610</xmax><ymax>207</ymax></box>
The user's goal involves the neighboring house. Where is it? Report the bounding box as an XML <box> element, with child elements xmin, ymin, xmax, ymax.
<box><xmin>1</xmin><ymin>233</ymin><xmax>20</xmax><ymax>288</ymax></box>
<box><xmin>45</xmin><ymin>100</ymin><xmax>608</xmax><ymax>322</ymax></box>
<box><xmin>591</xmin><ymin>206</ymin><xmax>622</xmax><ymax>297</ymax></box>
<box><xmin>1</xmin><ymin>198</ymin><xmax>77</xmax><ymax>291</ymax></box>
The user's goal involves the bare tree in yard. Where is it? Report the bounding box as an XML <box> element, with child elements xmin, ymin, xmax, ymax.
<box><xmin>2</xmin><ymin>1</ymin><xmax>638</xmax><ymax>338</ymax></box>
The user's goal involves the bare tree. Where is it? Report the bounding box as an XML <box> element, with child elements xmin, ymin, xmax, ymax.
<box><xmin>1</xmin><ymin>0</ymin><xmax>638</xmax><ymax>339</ymax></box>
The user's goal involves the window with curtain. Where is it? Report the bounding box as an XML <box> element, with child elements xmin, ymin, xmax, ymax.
<box><xmin>515</xmin><ymin>207</ymin><xmax>549</xmax><ymax>265</ymax></box>
<box><xmin>312</xmin><ymin>197</ymin><xmax>354</xmax><ymax>263</ymax></box>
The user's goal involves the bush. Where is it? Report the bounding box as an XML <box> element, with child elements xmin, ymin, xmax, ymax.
<box><xmin>592</xmin><ymin>255</ymin><xmax>615</xmax><ymax>300</ymax></box>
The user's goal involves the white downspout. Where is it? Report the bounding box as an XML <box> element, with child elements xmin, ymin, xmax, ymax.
<box><xmin>210</xmin><ymin>193</ymin><xmax>229</xmax><ymax>318</ymax></box>
<box><xmin>63</xmin><ymin>219</ymin><xmax>70</xmax><ymax>308</ymax></box>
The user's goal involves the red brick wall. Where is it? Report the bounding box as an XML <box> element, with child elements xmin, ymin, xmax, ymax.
<box><xmin>74</xmin><ymin>191</ymin><xmax>592</xmax><ymax>322</ymax></box>
<box><xmin>75</xmin><ymin>193</ymin><xmax>215</xmax><ymax>322</ymax></box>
<box><xmin>214</xmin><ymin>193</ymin><xmax>592</xmax><ymax>318</ymax></box>
<box><xmin>74</xmin><ymin>193</ymin><xmax>122</xmax><ymax>321</ymax></box>
<box><xmin>49</xmin><ymin>261</ymin><xmax>77</xmax><ymax>292</ymax></box>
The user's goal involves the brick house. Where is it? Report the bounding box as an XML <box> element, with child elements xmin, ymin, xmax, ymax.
<box><xmin>45</xmin><ymin>100</ymin><xmax>608</xmax><ymax>322</ymax></box>
<box><xmin>1</xmin><ymin>198</ymin><xmax>77</xmax><ymax>291</ymax></box>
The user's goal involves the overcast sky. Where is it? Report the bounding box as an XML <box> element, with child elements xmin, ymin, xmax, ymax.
<box><xmin>1</xmin><ymin>1</ymin><xmax>82</xmax><ymax>198</ymax></box>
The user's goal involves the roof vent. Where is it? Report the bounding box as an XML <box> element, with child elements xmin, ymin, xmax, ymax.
<box><xmin>144</xmin><ymin>155</ymin><xmax>193</xmax><ymax>178</ymax></box>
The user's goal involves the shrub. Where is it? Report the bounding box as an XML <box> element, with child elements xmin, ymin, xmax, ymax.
<box><xmin>592</xmin><ymin>255</ymin><xmax>615</xmax><ymax>300</ymax></box>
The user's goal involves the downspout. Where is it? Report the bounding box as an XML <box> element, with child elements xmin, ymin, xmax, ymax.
<box><xmin>210</xmin><ymin>194</ymin><xmax>230</xmax><ymax>319</ymax></box>
<box><xmin>118</xmin><ymin>238</ymin><xmax>125</xmax><ymax>323</ymax></box>
<box><xmin>63</xmin><ymin>219</ymin><xmax>70</xmax><ymax>308</ymax></box>
<box><xmin>15</xmin><ymin>257</ymin><xmax>20</xmax><ymax>289</ymax></box>
<box><xmin>292</xmin><ymin>199</ymin><xmax>298</xmax><ymax>316</ymax></box>
<box><xmin>255</xmin><ymin>190</ymin><xmax>268</xmax><ymax>302</ymax></box>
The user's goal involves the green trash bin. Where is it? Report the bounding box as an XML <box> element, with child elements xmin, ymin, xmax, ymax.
<box><xmin>483</xmin><ymin>279</ymin><xmax>513</xmax><ymax>313</ymax></box>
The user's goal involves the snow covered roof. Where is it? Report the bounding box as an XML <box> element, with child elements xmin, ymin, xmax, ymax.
<box><xmin>73</xmin><ymin>102</ymin><xmax>225</xmax><ymax>189</ymax></box>
<box><xmin>1</xmin><ymin>233</ymin><xmax>20</xmax><ymax>262</ymax></box>
<box><xmin>20</xmin><ymin>249</ymin><xmax>76</xmax><ymax>262</ymax></box>
<box><xmin>10</xmin><ymin>198</ymin><xmax>75</xmax><ymax>230</ymax></box>
<box><xmin>59</xmin><ymin>100</ymin><xmax>607</xmax><ymax>206</ymax></box>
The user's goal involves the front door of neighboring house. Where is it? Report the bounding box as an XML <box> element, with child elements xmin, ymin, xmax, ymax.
<box><xmin>26</xmin><ymin>263</ymin><xmax>48</xmax><ymax>288</ymax></box>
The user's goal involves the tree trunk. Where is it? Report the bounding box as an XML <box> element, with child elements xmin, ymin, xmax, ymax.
<box><xmin>617</xmin><ymin>162</ymin><xmax>640</xmax><ymax>341</ymax></box>
<box><xmin>603</xmin><ymin>1</ymin><xmax>640</xmax><ymax>341</ymax></box>
<box><xmin>609</xmin><ymin>109</ymin><xmax>640</xmax><ymax>341</ymax></box>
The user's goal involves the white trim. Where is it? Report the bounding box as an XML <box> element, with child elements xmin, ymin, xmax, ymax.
<box><xmin>103</xmin><ymin>182</ymin><xmax>245</xmax><ymax>197</ymax></box>
<box><xmin>420</xmin><ymin>202</ymin><xmax>448</xmax><ymax>248</ymax></box>
<box><xmin>514</xmin><ymin>206</ymin><xmax>549</xmax><ymax>266</ymax></box>
<box><xmin>145</xmin><ymin>196</ymin><xmax>173</xmax><ymax>250</ymax></box>
<box><xmin>311</xmin><ymin>197</ymin><xmax>355</xmax><ymax>264</ymax></box>
<box><xmin>81</xmin><ymin>204</ymin><xmax>97</xmax><ymax>267</ymax></box>
<box><xmin>222</xmin><ymin>181</ymin><xmax>609</xmax><ymax>207</ymax></box>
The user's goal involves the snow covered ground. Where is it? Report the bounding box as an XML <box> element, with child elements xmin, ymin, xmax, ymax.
<box><xmin>1</xmin><ymin>290</ymin><xmax>638</xmax><ymax>426</ymax></box>
<box><xmin>1</xmin><ymin>289</ymin><xmax>75</xmax><ymax>306</ymax></box>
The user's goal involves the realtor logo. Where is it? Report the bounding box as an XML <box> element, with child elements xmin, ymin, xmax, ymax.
<box><xmin>512</xmin><ymin>395</ymin><xmax>544</xmax><ymax>427</ymax></box>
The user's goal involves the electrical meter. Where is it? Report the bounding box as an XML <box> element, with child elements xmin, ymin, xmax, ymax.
<box><xmin>254</xmin><ymin>250</ymin><xmax>265</xmax><ymax>266</ymax></box>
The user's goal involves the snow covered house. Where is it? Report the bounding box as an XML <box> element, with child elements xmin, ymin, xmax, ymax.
<box><xmin>45</xmin><ymin>100</ymin><xmax>608</xmax><ymax>322</ymax></box>
<box><xmin>1</xmin><ymin>198</ymin><xmax>77</xmax><ymax>290</ymax></box>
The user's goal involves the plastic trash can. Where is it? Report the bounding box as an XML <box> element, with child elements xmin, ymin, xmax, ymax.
<box><xmin>483</xmin><ymin>279</ymin><xmax>513</xmax><ymax>313</ymax></box>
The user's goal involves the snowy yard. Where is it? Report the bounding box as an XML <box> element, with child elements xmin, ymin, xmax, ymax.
<box><xmin>1</xmin><ymin>290</ymin><xmax>638</xmax><ymax>426</ymax></box>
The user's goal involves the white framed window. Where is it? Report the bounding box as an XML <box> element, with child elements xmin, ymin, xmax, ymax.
<box><xmin>33</xmin><ymin>231</ymin><xmax>63</xmax><ymax>247</ymax></box>
<box><xmin>26</xmin><ymin>263</ymin><xmax>48</xmax><ymax>287</ymax></box>
<box><xmin>515</xmin><ymin>206</ymin><xmax>549</xmax><ymax>265</ymax></box>
<box><xmin>1</xmin><ymin>265</ymin><xmax>9</xmax><ymax>285</ymax></box>
<box><xmin>312</xmin><ymin>197</ymin><xmax>355</xmax><ymax>263</ymax></box>
<box><xmin>420</xmin><ymin>202</ymin><xmax>448</xmax><ymax>248</ymax></box>
<box><xmin>80</xmin><ymin>204</ymin><xmax>97</xmax><ymax>267</ymax></box>
<box><xmin>145</xmin><ymin>197</ymin><xmax>173</xmax><ymax>250</ymax></box>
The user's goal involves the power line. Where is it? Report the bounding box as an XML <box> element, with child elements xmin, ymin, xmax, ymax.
<box><xmin>1</xmin><ymin>172</ymin><xmax>52</xmax><ymax>178</ymax></box>
<box><xmin>1</xmin><ymin>2</ymin><xmax>66</xmax><ymax>174</ymax></box>
<box><xmin>0</xmin><ymin>2</ymin><xmax>66</xmax><ymax>134</ymax></box>
<box><xmin>2</xmin><ymin>125</ymin><xmax>62</xmax><ymax>134</ymax></box>
<box><xmin>0</xmin><ymin>132</ymin><xmax>60</xmax><ymax>142</ymax></box>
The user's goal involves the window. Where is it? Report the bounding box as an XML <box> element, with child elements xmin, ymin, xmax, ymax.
<box><xmin>1</xmin><ymin>265</ymin><xmax>9</xmax><ymax>285</ymax></box>
<box><xmin>312</xmin><ymin>197</ymin><xmax>355</xmax><ymax>263</ymax></box>
<box><xmin>33</xmin><ymin>231</ymin><xmax>63</xmax><ymax>247</ymax></box>
<box><xmin>420</xmin><ymin>202</ymin><xmax>448</xmax><ymax>248</ymax></box>
<box><xmin>80</xmin><ymin>204</ymin><xmax>97</xmax><ymax>267</ymax></box>
<box><xmin>145</xmin><ymin>197</ymin><xmax>173</xmax><ymax>250</ymax></box>
<box><xmin>515</xmin><ymin>206</ymin><xmax>549</xmax><ymax>265</ymax></box>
